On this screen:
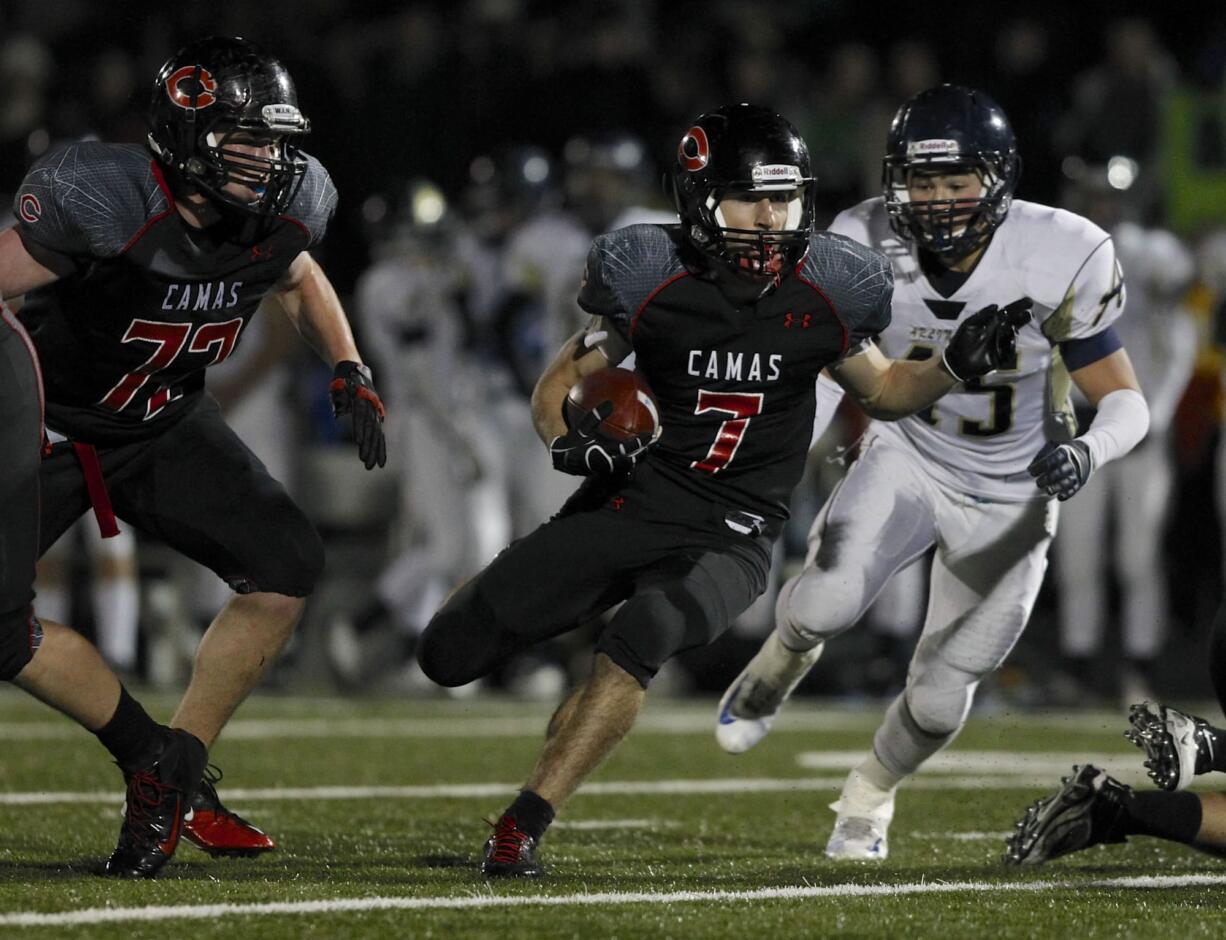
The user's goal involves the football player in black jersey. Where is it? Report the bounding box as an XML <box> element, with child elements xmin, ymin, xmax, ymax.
<box><xmin>416</xmin><ymin>103</ymin><xmax>1029</xmax><ymax>877</ymax></box>
<box><xmin>1</xmin><ymin>301</ymin><xmax>206</xmax><ymax>878</ymax></box>
<box><xmin>0</xmin><ymin>37</ymin><xmax>386</xmax><ymax>877</ymax></box>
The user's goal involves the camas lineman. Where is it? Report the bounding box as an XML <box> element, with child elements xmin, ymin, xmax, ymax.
<box><xmin>716</xmin><ymin>85</ymin><xmax>1152</xmax><ymax>860</ymax></box>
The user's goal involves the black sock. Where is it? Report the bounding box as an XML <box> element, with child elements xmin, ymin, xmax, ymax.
<box><xmin>94</xmin><ymin>686</ymin><xmax>166</xmax><ymax>770</ymax></box>
<box><xmin>1123</xmin><ymin>791</ymin><xmax>1203</xmax><ymax>845</ymax></box>
<box><xmin>1200</xmin><ymin>725</ymin><xmax>1226</xmax><ymax>774</ymax></box>
<box><xmin>504</xmin><ymin>789</ymin><xmax>555</xmax><ymax>841</ymax></box>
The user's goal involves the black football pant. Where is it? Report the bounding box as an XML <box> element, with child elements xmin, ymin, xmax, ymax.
<box><xmin>418</xmin><ymin>461</ymin><xmax>773</xmax><ymax>688</ymax></box>
<box><xmin>0</xmin><ymin>308</ymin><xmax>44</xmax><ymax>677</ymax></box>
<box><xmin>38</xmin><ymin>394</ymin><xmax>324</xmax><ymax>597</ymax></box>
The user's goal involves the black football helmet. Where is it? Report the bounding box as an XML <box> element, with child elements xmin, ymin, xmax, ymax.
<box><xmin>148</xmin><ymin>37</ymin><xmax>310</xmax><ymax>219</ymax></box>
<box><xmin>882</xmin><ymin>85</ymin><xmax>1019</xmax><ymax>260</ymax></box>
<box><xmin>671</xmin><ymin>103</ymin><xmax>815</xmax><ymax>282</ymax></box>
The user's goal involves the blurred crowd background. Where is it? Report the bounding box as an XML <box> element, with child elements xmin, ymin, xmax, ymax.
<box><xmin>9</xmin><ymin>0</ymin><xmax>1226</xmax><ymax>707</ymax></box>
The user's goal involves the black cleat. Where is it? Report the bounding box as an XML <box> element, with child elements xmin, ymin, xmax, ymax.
<box><xmin>481</xmin><ymin>815</ymin><xmax>543</xmax><ymax>878</ymax></box>
<box><xmin>103</xmin><ymin>729</ymin><xmax>207</xmax><ymax>878</ymax></box>
<box><xmin>182</xmin><ymin>765</ymin><xmax>276</xmax><ymax>858</ymax></box>
<box><xmin>1003</xmin><ymin>764</ymin><xmax>1130</xmax><ymax>865</ymax></box>
<box><xmin>1125</xmin><ymin>702</ymin><xmax>1217</xmax><ymax>792</ymax></box>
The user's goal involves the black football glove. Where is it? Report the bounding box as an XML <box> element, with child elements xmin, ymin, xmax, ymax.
<box><xmin>942</xmin><ymin>298</ymin><xmax>1033</xmax><ymax>382</ymax></box>
<box><xmin>1027</xmin><ymin>439</ymin><xmax>1093</xmax><ymax>500</ymax></box>
<box><xmin>329</xmin><ymin>360</ymin><xmax>387</xmax><ymax>470</ymax></box>
<box><xmin>550</xmin><ymin>401</ymin><xmax>647</xmax><ymax>477</ymax></box>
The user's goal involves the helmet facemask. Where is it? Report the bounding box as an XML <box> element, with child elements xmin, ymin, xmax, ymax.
<box><xmin>883</xmin><ymin>151</ymin><xmax>1014</xmax><ymax>261</ymax></box>
<box><xmin>701</xmin><ymin>183</ymin><xmax>812</xmax><ymax>281</ymax></box>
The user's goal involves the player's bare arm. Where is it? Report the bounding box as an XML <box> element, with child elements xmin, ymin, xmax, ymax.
<box><xmin>1069</xmin><ymin>346</ymin><xmax>1143</xmax><ymax>404</ymax></box>
<box><xmin>530</xmin><ymin>319</ymin><xmax>628</xmax><ymax>445</ymax></box>
<box><xmin>830</xmin><ymin>299</ymin><xmax>1031</xmax><ymax>420</ymax></box>
<box><xmin>829</xmin><ymin>340</ymin><xmax>957</xmax><ymax>419</ymax></box>
<box><xmin>272</xmin><ymin>249</ymin><xmax>361</xmax><ymax>366</ymax></box>
<box><xmin>0</xmin><ymin>227</ymin><xmax>61</xmax><ymax>299</ymax></box>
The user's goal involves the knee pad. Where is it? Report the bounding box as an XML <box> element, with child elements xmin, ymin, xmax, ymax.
<box><xmin>417</xmin><ymin>580</ymin><xmax>521</xmax><ymax>687</ymax></box>
<box><xmin>596</xmin><ymin>589</ymin><xmax>689</xmax><ymax>689</ymax></box>
<box><xmin>905</xmin><ymin>660</ymin><xmax>979</xmax><ymax>738</ymax></box>
<box><xmin>777</xmin><ymin>564</ymin><xmax>868</xmax><ymax>647</ymax></box>
<box><xmin>0</xmin><ymin>611</ymin><xmax>42</xmax><ymax>681</ymax></box>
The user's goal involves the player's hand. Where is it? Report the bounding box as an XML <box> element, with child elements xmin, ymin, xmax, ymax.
<box><xmin>1027</xmin><ymin>439</ymin><xmax>1093</xmax><ymax>500</ymax></box>
<box><xmin>942</xmin><ymin>298</ymin><xmax>1032</xmax><ymax>382</ymax></box>
<box><xmin>550</xmin><ymin>401</ymin><xmax>647</xmax><ymax>477</ymax></box>
<box><xmin>329</xmin><ymin>360</ymin><xmax>387</xmax><ymax>470</ymax></box>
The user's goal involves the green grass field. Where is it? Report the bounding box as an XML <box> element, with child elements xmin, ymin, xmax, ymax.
<box><xmin>1</xmin><ymin>688</ymin><xmax>1224</xmax><ymax>938</ymax></box>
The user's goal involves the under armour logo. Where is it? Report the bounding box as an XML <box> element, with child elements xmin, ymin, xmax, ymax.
<box><xmin>610</xmin><ymin>496</ymin><xmax>625</xmax><ymax>511</ymax></box>
<box><xmin>251</xmin><ymin>244</ymin><xmax>274</xmax><ymax>261</ymax></box>
<box><xmin>784</xmin><ymin>312</ymin><xmax>812</xmax><ymax>329</ymax></box>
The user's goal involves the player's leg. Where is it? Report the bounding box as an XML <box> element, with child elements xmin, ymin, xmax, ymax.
<box><xmin>417</xmin><ymin>485</ymin><xmax>637</xmax><ymax>689</ymax></box>
<box><xmin>483</xmin><ymin>538</ymin><xmax>770</xmax><ymax>876</ymax></box>
<box><xmin>716</xmin><ymin>439</ymin><xmax>938</xmax><ymax>754</ymax></box>
<box><xmin>85</xmin><ymin>524</ymin><xmax>141</xmax><ymax>674</ymax></box>
<box><xmin>833</xmin><ymin>494</ymin><xmax>1055</xmax><ymax>860</ymax></box>
<box><xmin>1050</xmin><ymin>457</ymin><xmax>1109</xmax><ymax>688</ymax></box>
<box><xmin>106</xmin><ymin>397</ymin><xmax>321</xmax><ymax>856</ymax></box>
<box><xmin>1005</xmin><ymin>764</ymin><xmax>1226</xmax><ymax>864</ymax></box>
<box><xmin>1114</xmin><ymin>442</ymin><xmax>1172</xmax><ymax>697</ymax></box>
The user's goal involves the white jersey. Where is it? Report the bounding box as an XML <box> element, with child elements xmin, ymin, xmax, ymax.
<box><xmin>828</xmin><ymin>198</ymin><xmax>1126</xmax><ymax>502</ymax></box>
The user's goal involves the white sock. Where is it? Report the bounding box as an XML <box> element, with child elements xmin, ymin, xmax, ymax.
<box><xmin>830</xmin><ymin>755</ymin><xmax>900</xmax><ymax>820</ymax></box>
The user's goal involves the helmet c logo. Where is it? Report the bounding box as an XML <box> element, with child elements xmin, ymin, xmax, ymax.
<box><xmin>166</xmin><ymin>65</ymin><xmax>217</xmax><ymax>109</ymax></box>
<box><xmin>678</xmin><ymin>126</ymin><xmax>710</xmax><ymax>172</ymax></box>
<box><xmin>18</xmin><ymin>194</ymin><xmax>41</xmax><ymax>223</ymax></box>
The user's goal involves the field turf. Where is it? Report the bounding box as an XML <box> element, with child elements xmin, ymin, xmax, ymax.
<box><xmin>0</xmin><ymin>688</ymin><xmax>1224</xmax><ymax>938</ymax></box>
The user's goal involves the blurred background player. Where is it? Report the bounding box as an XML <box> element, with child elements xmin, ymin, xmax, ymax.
<box><xmin>1</xmin><ymin>36</ymin><xmax>386</xmax><ymax>862</ymax></box>
<box><xmin>1050</xmin><ymin>160</ymin><xmax>1198</xmax><ymax>704</ymax></box>
<box><xmin>716</xmin><ymin>85</ymin><xmax>1152</xmax><ymax>861</ymax></box>
<box><xmin>329</xmin><ymin>177</ymin><xmax>507</xmax><ymax>689</ymax></box>
<box><xmin>35</xmin><ymin>518</ymin><xmax>140</xmax><ymax>676</ymax></box>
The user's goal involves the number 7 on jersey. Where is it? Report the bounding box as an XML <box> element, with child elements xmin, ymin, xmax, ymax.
<box><xmin>691</xmin><ymin>390</ymin><xmax>764</xmax><ymax>474</ymax></box>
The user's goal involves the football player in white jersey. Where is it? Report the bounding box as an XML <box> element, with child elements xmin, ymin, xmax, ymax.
<box><xmin>715</xmin><ymin>85</ymin><xmax>1152</xmax><ymax>861</ymax></box>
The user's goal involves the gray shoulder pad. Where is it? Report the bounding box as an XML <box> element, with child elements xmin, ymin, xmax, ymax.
<box><xmin>282</xmin><ymin>153</ymin><xmax>338</xmax><ymax>247</ymax></box>
<box><xmin>799</xmin><ymin>232</ymin><xmax>894</xmax><ymax>346</ymax></box>
<box><xmin>15</xmin><ymin>142</ymin><xmax>170</xmax><ymax>259</ymax></box>
<box><xmin>578</xmin><ymin>224</ymin><xmax>685</xmax><ymax>339</ymax></box>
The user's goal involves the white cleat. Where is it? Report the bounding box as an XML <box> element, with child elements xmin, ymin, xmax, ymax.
<box><xmin>1126</xmin><ymin>702</ymin><xmax>1215</xmax><ymax>791</ymax></box>
<box><xmin>825</xmin><ymin>815</ymin><xmax>890</xmax><ymax>861</ymax></box>
<box><xmin>715</xmin><ymin>632</ymin><xmax>823</xmax><ymax>755</ymax></box>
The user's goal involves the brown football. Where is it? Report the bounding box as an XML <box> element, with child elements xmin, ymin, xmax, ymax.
<box><xmin>564</xmin><ymin>368</ymin><xmax>660</xmax><ymax>443</ymax></box>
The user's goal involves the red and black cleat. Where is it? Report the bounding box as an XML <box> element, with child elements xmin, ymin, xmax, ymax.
<box><xmin>103</xmin><ymin>729</ymin><xmax>206</xmax><ymax>878</ymax></box>
<box><xmin>182</xmin><ymin>765</ymin><xmax>276</xmax><ymax>858</ymax></box>
<box><xmin>481</xmin><ymin>814</ymin><xmax>543</xmax><ymax>877</ymax></box>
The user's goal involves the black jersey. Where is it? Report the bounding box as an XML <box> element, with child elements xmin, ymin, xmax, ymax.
<box><xmin>13</xmin><ymin>141</ymin><xmax>336</xmax><ymax>444</ymax></box>
<box><xmin>578</xmin><ymin>224</ymin><xmax>892</xmax><ymax>521</ymax></box>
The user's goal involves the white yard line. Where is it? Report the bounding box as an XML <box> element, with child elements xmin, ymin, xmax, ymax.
<box><xmin>4</xmin><ymin>874</ymin><xmax>1226</xmax><ymax>928</ymax></box>
<box><xmin>0</xmin><ymin>773</ymin><xmax>1144</xmax><ymax>807</ymax></box>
